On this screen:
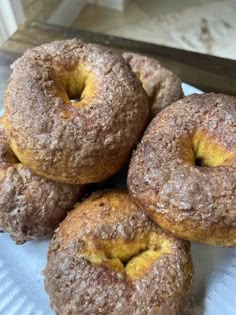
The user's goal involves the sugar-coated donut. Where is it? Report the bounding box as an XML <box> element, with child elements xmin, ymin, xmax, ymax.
<box><xmin>4</xmin><ymin>39</ymin><xmax>149</xmax><ymax>184</ymax></box>
<box><xmin>44</xmin><ymin>190</ymin><xmax>193</xmax><ymax>315</ymax></box>
<box><xmin>123</xmin><ymin>52</ymin><xmax>183</xmax><ymax>118</ymax></box>
<box><xmin>128</xmin><ymin>93</ymin><xmax>236</xmax><ymax>246</ymax></box>
<box><xmin>0</xmin><ymin>120</ymin><xmax>82</xmax><ymax>244</ymax></box>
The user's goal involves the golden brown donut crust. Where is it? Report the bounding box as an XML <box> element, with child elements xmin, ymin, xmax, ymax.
<box><xmin>0</xmin><ymin>120</ymin><xmax>82</xmax><ymax>244</ymax></box>
<box><xmin>123</xmin><ymin>52</ymin><xmax>183</xmax><ymax>118</ymax></box>
<box><xmin>44</xmin><ymin>190</ymin><xmax>193</xmax><ymax>315</ymax></box>
<box><xmin>4</xmin><ymin>39</ymin><xmax>149</xmax><ymax>184</ymax></box>
<box><xmin>128</xmin><ymin>93</ymin><xmax>236</xmax><ymax>246</ymax></box>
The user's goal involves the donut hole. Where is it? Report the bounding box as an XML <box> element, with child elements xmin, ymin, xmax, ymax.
<box><xmin>80</xmin><ymin>232</ymin><xmax>172</xmax><ymax>280</ymax></box>
<box><xmin>64</xmin><ymin>76</ymin><xmax>85</xmax><ymax>102</ymax></box>
<box><xmin>54</xmin><ymin>64</ymin><xmax>95</xmax><ymax>107</ymax></box>
<box><xmin>192</xmin><ymin>131</ymin><xmax>235</xmax><ymax>167</ymax></box>
<box><xmin>195</xmin><ymin>157</ymin><xmax>203</xmax><ymax>167</ymax></box>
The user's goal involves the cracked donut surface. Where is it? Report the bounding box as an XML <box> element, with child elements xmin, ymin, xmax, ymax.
<box><xmin>128</xmin><ymin>93</ymin><xmax>236</xmax><ymax>246</ymax></box>
<box><xmin>4</xmin><ymin>39</ymin><xmax>149</xmax><ymax>184</ymax></box>
<box><xmin>44</xmin><ymin>190</ymin><xmax>193</xmax><ymax>315</ymax></box>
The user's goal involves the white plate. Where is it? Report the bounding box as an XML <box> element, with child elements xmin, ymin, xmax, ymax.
<box><xmin>0</xmin><ymin>84</ymin><xmax>235</xmax><ymax>315</ymax></box>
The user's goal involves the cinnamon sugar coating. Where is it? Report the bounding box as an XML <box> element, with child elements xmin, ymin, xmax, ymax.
<box><xmin>123</xmin><ymin>52</ymin><xmax>183</xmax><ymax>118</ymax></box>
<box><xmin>4</xmin><ymin>40</ymin><xmax>149</xmax><ymax>184</ymax></box>
<box><xmin>44</xmin><ymin>190</ymin><xmax>193</xmax><ymax>315</ymax></box>
<box><xmin>0</xmin><ymin>121</ymin><xmax>82</xmax><ymax>244</ymax></box>
<box><xmin>128</xmin><ymin>93</ymin><xmax>236</xmax><ymax>245</ymax></box>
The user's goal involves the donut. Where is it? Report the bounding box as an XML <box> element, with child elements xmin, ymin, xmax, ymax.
<box><xmin>4</xmin><ymin>39</ymin><xmax>149</xmax><ymax>184</ymax></box>
<box><xmin>123</xmin><ymin>52</ymin><xmax>183</xmax><ymax>118</ymax></box>
<box><xmin>0</xmin><ymin>119</ymin><xmax>82</xmax><ymax>244</ymax></box>
<box><xmin>44</xmin><ymin>190</ymin><xmax>193</xmax><ymax>315</ymax></box>
<box><xmin>128</xmin><ymin>93</ymin><xmax>236</xmax><ymax>246</ymax></box>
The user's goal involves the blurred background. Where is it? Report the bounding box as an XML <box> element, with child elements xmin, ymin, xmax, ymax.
<box><xmin>0</xmin><ymin>0</ymin><xmax>236</xmax><ymax>59</ymax></box>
